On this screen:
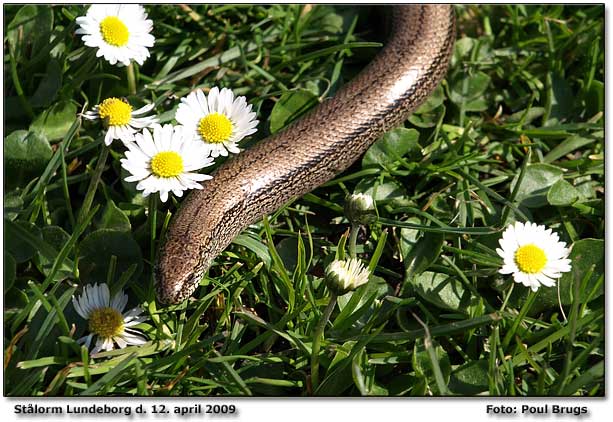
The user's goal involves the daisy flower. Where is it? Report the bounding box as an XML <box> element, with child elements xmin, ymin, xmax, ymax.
<box><xmin>175</xmin><ymin>87</ymin><xmax>259</xmax><ymax>158</ymax></box>
<box><xmin>120</xmin><ymin>124</ymin><xmax>214</xmax><ymax>202</ymax></box>
<box><xmin>325</xmin><ymin>258</ymin><xmax>371</xmax><ymax>295</ymax></box>
<box><xmin>83</xmin><ymin>97</ymin><xmax>158</xmax><ymax>146</ymax></box>
<box><xmin>496</xmin><ymin>221</ymin><xmax>572</xmax><ymax>292</ymax></box>
<box><xmin>72</xmin><ymin>283</ymin><xmax>147</xmax><ymax>354</ymax></box>
<box><xmin>75</xmin><ymin>4</ymin><xmax>155</xmax><ymax>66</ymax></box>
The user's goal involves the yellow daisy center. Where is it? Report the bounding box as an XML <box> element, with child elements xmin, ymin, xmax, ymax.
<box><xmin>88</xmin><ymin>307</ymin><xmax>124</xmax><ymax>338</ymax></box>
<box><xmin>514</xmin><ymin>244</ymin><xmax>547</xmax><ymax>274</ymax></box>
<box><xmin>198</xmin><ymin>113</ymin><xmax>233</xmax><ymax>143</ymax></box>
<box><xmin>150</xmin><ymin>151</ymin><xmax>184</xmax><ymax>178</ymax></box>
<box><xmin>99</xmin><ymin>16</ymin><xmax>130</xmax><ymax>47</ymax></box>
<box><xmin>97</xmin><ymin>98</ymin><xmax>132</xmax><ymax>126</ymax></box>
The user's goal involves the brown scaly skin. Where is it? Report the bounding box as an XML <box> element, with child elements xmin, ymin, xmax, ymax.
<box><xmin>156</xmin><ymin>5</ymin><xmax>456</xmax><ymax>304</ymax></box>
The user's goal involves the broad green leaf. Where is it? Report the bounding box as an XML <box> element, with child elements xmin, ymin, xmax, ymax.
<box><xmin>547</xmin><ymin>179</ymin><xmax>579</xmax><ymax>206</ymax></box>
<box><xmin>449</xmin><ymin>359</ymin><xmax>489</xmax><ymax>395</ymax></box>
<box><xmin>30</xmin><ymin>59</ymin><xmax>63</xmax><ymax>108</ymax></box>
<box><xmin>585</xmin><ymin>80</ymin><xmax>604</xmax><ymax>119</ymax></box>
<box><xmin>543</xmin><ymin>135</ymin><xmax>596</xmax><ymax>163</ymax></box>
<box><xmin>549</xmin><ymin>73</ymin><xmax>574</xmax><ymax>121</ymax></box>
<box><xmin>30</xmin><ymin>101</ymin><xmax>78</xmax><ymax>141</ymax></box>
<box><xmin>354</xmin><ymin>178</ymin><xmax>408</xmax><ymax>204</ymax></box>
<box><xmin>449</xmin><ymin>71</ymin><xmax>491</xmax><ymax>111</ymax></box>
<box><xmin>96</xmin><ymin>200</ymin><xmax>131</xmax><ymax>232</ymax></box>
<box><xmin>413</xmin><ymin>84</ymin><xmax>445</xmax><ymax>114</ymax></box>
<box><xmin>403</xmin><ymin>232</ymin><xmax>444</xmax><ymax>280</ymax></box>
<box><xmin>537</xmin><ymin>239</ymin><xmax>603</xmax><ymax>310</ymax></box>
<box><xmin>4</xmin><ymin>130</ymin><xmax>53</xmax><ymax>188</ymax></box>
<box><xmin>362</xmin><ymin>128</ymin><xmax>420</xmax><ymax>168</ymax></box>
<box><xmin>33</xmin><ymin>226</ymin><xmax>72</xmax><ymax>281</ymax></box>
<box><xmin>4</xmin><ymin>191</ymin><xmax>23</xmax><ymax>221</ymax></box>
<box><xmin>77</xmin><ymin>229</ymin><xmax>143</xmax><ymax>284</ymax></box>
<box><xmin>233</xmin><ymin>233</ymin><xmax>272</xmax><ymax>268</ymax></box>
<box><xmin>413</xmin><ymin>340</ymin><xmax>451</xmax><ymax>395</ymax></box>
<box><xmin>269</xmin><ymin>89</ymin><xmax>318</xmax><ymax>133</ymax></box>
<box><xmin>6</xmin><ymin>5</ymin><xmax>53</xmax><ymax>61</ymax></box>
<box><xmin>5</xmin><ymin>252</ymin><xmax>17</xmax><ymax>292</ymax></box>
<box><xmin>5</xmin><ymin>220</ymin><xmax>42</xmax><ymax>263</ymax></box>
<box><xmin>412</xmin><ymin>271</ymin><xmax>471</xmax><ymax>313</ymax></box>
<box><xmin>510</xmin><ymin>163</ymin><xmax>564</xmax><ymax>208</ymax></box>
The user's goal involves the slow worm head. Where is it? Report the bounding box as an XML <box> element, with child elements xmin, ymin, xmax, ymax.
<box><xmin>156</xmin><ymin>5</ymin><xmax>456</xmax><ymax>304</ymax></box>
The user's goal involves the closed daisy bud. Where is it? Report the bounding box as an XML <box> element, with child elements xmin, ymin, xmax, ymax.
<box><xmin>325</xmin><ymin>258</ymin><xmax>370</xmax><ymax>295</ymax></box>
<box><xmin>344</xmin><ymin>193</ymin><xmax>376</xmax><ymax>224</ymax></box>
<box><xmin>496</xmin><ymin>221</ymin><xmax>572</xmax><ymax>292</ymax></box>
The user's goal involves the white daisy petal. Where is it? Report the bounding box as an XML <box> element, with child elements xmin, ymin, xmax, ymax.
<box><xmin>75</xmin><ymin>4</ymin><xmax>155</xmax><ymax>67</ymax></box>
<box><xmin>121</xmin><ymin>123</ymin><xmax>214</xmax><ymax>203</ymax></box>
<box><xmin>71</xmin><ymin>283</ymin><xmax>149</xmax><ymax>354</ymax></box>
<box><xmin>174</xmin><ymin>86</ymin><xmax>258</xmax><ymax>156</ymax></box>
<box><xmin>84</xmin><ymin>97</ymin><xmax>157</xmax><ymax>146</ymax></box>
<box><xmin>497</xmin><ymin>221</ymin><xmax>572</xmax><ymax>292</ymax></box>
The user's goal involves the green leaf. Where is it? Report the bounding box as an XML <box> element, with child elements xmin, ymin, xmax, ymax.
<box><xmin>585</xmin><ymin>80</ymin><xmax>603</xmax><ymax>118</ymax></box>
<box><xmin>537</xmin><ymin>239</ymin><xmax>603</xmax><ymax>310</ymax></box>
<box><xmin>403</xmin><ymin>232</ymin><xmax>444</xmax><ymax>280</ymax></box>
<box><xmin>33</xmin><ymin>226</ymin><xmax>72</xmax><ymax>281</ymax></box>
<box><xmin>413</xmin><ymin>84</ymin><xmax>445</xmax><ymax>114</ymax></box>
<box><xmin>547</xmin><ymin>179</ymin><xmax>579</xmax><ymax>206</ymax></box>
<box><xmin>449</xmin><ymin>359</ymin><xmax>489</xmax><ymax>394</ymax></box>
<box><xmin>77</xmin><ymin>229</ymin><xmax>143</xmax><ymax>284</ymax></box>
<box><xmin>30</xmin><ymin>101</ymin><xmax>78</xmax><ymax>141</ymax></box>
<box><xmin>4</xmin><ymin>130</ymin><xmax>53</xmax><ymax>188</ymax></box>
<box><xmin>30</xmin><ymin>59</ymin><xmax>63</xmax><ymax>108</ymax></box>
<box><xmin>4</xmin><ymin>191</ymin><xmax>24</xmax><ymax>221</ymax></box>
<box><xmin>233</xmin><ymin>233</ymin><xmax>272</xmax><ymax>268</ymax></box>
<box><xmin>550</xmin><ymin>73</ymin><xmax>574</xmax><ymax>121</ymax></box>
<box><xmin>95</xmin><ymin>200</ymin><xmax>132</xmax><ymax>232</ymax></box>
<box><xmin>6</xmin><ymin>5</ymin><xmax>53</xmax><ymax>61</ymax></box>
<box><xmin>362</xmin><ymin>128</ymin><xmax>420</xmax><ymax>168</ymax></box>
<box><xmin>543</xmin><ymin>135</ymin><xmax>596</xmax><ymax>163</ymax></box>
<box><xmin>4</xmin><ymin>220</ymin><xmax>42</xmax><ymax>263</ymax></box>
<box><xmin>4</xmin><ymin>252</ymin><xmax>17</xmax><ymax>292</ymax></box>
<box><xmin>510</xmin><ymin>163</ymin><xmax>564</xmax><ymax>208</ymax></box>
<box><xmin>412</xmin><ymin>340</ymin><xmax>451</xmax><ymax>395</ymax></box>
<box><xmin>412</xmin><ymin>271</ymin><xmax>471</xmax><ymax>313</ymax></box>
<box><xmin>449</xmin><ymin>71</ymin><xmax>491</xmax><ymax>111</ymax></box>
<box><xmin>354</xmin><ymin>178</ymin><xmax>407</xmax><ymax>204</ymax></box>
<box><xmin>269</xmin><ymin>89</ymin><xmax>318</xmax><ymax>133</ymax></box>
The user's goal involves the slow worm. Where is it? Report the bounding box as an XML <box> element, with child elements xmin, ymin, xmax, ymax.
<box><xmin>156</xmin><ymin>5</ymin><xmax>456</xmax><ymax>304</ymax></box>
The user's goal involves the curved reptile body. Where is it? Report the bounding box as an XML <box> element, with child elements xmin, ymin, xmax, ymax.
<box><xmin>156</xmin><ymin>5</ymin><xmax>456</xmax><ymax>304</ymax></box>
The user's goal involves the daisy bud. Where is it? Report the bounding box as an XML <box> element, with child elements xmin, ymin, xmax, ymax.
<box><xmin>325</xmin><ymin>258</ymin><xmax>371</xmax><ymax>295</ymax></box>
<box><xmin>344</xmin><ymin>193</ymin><xmax>376</xmax><ymax>224</ymax></box>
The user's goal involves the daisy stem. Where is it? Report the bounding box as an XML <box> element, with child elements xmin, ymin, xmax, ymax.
<box><xmin>77</xmin><ymin>146</ymin><xmax>109</xmax><ymax>225</ymax></box>
<box><xmin>499</xmin><ymin>283</ymin><xmax>514</xmax><ymax>313</ymax></box>
<box><xmin>127</xmin><ymin>63</ymin><xmax>137</xmax><ymax>95</ymax></box>
<box><xmin>310</xmin><ymin>292</ymin><xmax>337</xmax><ymax>394</ymax></box>
<box><xmin>149</xmin><ymin>194</ymin><xmax>158</xmax><ymax>284</ymax></box>
<box><xmin>348</xmin><ymin>223</ymin><xmax>359</xmax><ymax>258</ymax></box>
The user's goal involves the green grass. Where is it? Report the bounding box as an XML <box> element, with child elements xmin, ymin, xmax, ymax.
<box><xmin>4</xmin><ymin>5</ymin><xmax>604</xmax><ymax>396</ymax></box>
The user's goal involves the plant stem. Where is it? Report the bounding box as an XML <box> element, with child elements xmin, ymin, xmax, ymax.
<box><xmin>348</xmin><ymin>223</ymin><xmax>359</xmax><ymax>258</ymax></box>
<box><xmin>310</xmin><ymin>293</ymin><xmax>337</xmax><ymax>393</ymax></box>
<box><xmin>149</xmin><ymin>194</ymin><xmax>158</xmax><ymax>286</ymax></box>
<box><xmin>77</xmin><ymin>146</ymin><xmax>108</xmax><ymax>225</ymax></box>
<box><xmin>500</xmin><ymin>283</ymin><xmax>514</xmax><ymax>313</ymax></box>
<box><xmin>127</xmin><ymin>62</ymin><xmax>137</xmax><ymax>95</ymax></box>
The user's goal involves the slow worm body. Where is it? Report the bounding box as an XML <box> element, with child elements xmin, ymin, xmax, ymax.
<box><xmin>156</xmin><ymin>5</ymin><xmax>456</xmax><ymax>304</ymax></box>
